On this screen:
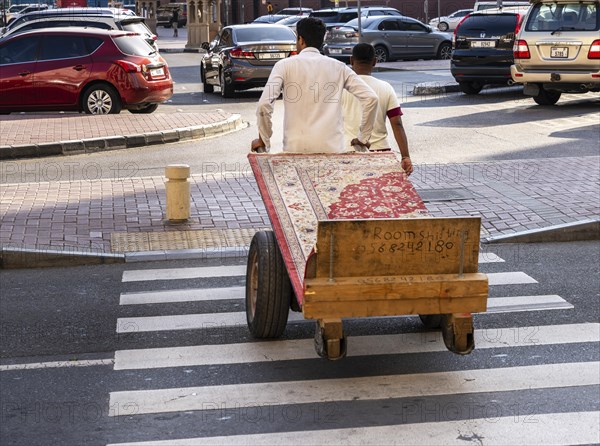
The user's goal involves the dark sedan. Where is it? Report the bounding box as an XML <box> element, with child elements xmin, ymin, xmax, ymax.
<box><xmin>323</xmin><ymin>16</ymin><xmax>452</xmax><ymax>63</ymax></box>
<box><xmin>200</xmin><ymin>24</ymin><xmax>297</xmax><ymax>98</ymax></box>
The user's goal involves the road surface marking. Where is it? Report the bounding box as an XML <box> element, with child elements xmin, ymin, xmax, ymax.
<box><xmin>107</xmin><ymin>411</ymin><xmax>600</xmax><ymax>445</ymax></box>
<box><xmin>108</xmin><ymin>361</ymin><xmax>599</xmax><ymax>416</ymax></box>
<box><xmin>0</xmin><ymin>358</ymin><xmax>113</xmax><ymax>372</ymax></box>
<box><xmin>120</xmin><ymin>286</ymin><xmax>245</xmax><ymax>305</ymax></box>
<box><xmin>113</xmin><ymin>322</ymin><xmax>598</xmax><ymax>370</ymax></box>
<box><xmin>122</xmin><ymin>265</ymin><xmax>246</xmax><ymax>282</ymax></box>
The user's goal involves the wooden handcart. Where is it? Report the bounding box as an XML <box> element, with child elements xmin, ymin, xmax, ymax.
<box><xmin>246</xmin><ymin>152</ymin><xmax>488</xmax><ymax>360</ymax></box>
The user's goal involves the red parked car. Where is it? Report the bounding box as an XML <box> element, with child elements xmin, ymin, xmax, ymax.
<box><xmin>0</xmin><ymin>27</ymin><xmax>173</xmax><ymax>114</ymax></box>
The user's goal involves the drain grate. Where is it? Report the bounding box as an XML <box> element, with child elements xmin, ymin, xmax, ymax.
<box><xmin>417</xmin><ymin>188</ymin><xmax>474</xmax><ymax>202</ymax></box>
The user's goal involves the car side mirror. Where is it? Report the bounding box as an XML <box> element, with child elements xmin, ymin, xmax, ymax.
<box><xmin>426</xmin><ymin>25</ymin><xmax>433</xmax><ymax>32</ymax></box>
<box><xmin>201</xmin><ymin>41</ymin><xmax>210</xmax><ymax>50</ymax></box>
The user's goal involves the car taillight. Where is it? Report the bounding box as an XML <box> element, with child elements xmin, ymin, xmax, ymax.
<box><xmin>345</xmin><ymin>31</ymin><xmax>359</xmax><ymax>38</ymax></box>
<box><xmin>230</xmin><ymin>47</ymin><xmax>255</xmax><ymax>59</ymax></box>
<box><xmin>513</xmin><ymin>39</ymin><xmax>530</xmax><ymax>59</ymax></box>
<box><xmin>588</xmin><ymin>39</ymin><xmax>600</xmax><ymax>59</ymax></box>
<box><xmin>514</xmin><ymin>13</ymin><xmax>523</xmax><ymax>36</ymax></box>
<box><xmin>289</xmin><ymin>50</ymin><xmax>298</xmax><ymax>56</ymax></box>
<box><xmin>115</xmin><ymin>60</ymin><xmax>141</xmax><ymax>73</ymax></box>
<box><xmin>453</xmin><ymin>14</ymin><xmax>470</xmax><ymax>45</ymax></box>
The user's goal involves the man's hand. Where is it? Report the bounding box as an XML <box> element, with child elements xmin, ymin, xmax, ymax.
<box><xmin>251</xmin><ymin>137</ymin><xmax>266</xmax><ymax>153</ymax></box>
<box><xmin>401</xmin><ymin>156</ymin><xmax>413</xmax><ymax>176</ymax></box>
<box><xmin>350</xmin><ymin>138</ymin><xmax>370</xmax><ymax>152</ymax></box>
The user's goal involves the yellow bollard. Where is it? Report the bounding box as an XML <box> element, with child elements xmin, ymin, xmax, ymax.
<box><xmin>165</xmin><ymin>164</ymin><xmax>191</xmax><ymax>222</ymax></box>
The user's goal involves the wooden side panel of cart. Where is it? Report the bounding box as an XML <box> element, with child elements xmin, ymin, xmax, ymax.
<box><xmin>304</xmin><ymin>217</ymin><xmax>487</xmax><ymax>318</ymax></box>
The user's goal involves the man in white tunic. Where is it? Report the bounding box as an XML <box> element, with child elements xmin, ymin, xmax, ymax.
<box><xmin>342</xmin><ymin>43</ymin><xmax>413</xmax><ymax>176</ymax></box>
<box><xmin>252</xmin><ymin>17</ymin><xmax>378</xmax><ymax>153</ymax></box>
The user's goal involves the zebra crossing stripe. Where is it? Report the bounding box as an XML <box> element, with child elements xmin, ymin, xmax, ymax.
<box><xmin>113</xmin><ymin>322</ymin><xmax>599</xmax><ymax>370</ymax></box>
<box><xmin>487</xmin><ymin>272</ymin><xmax>537</xmax><ymax>285</ymax></box>
<box><xmin>115</xmin><ymin>291</ymin><xmax>571</xmax><ymax>334</ymax></box>
<box><xmin>116</xmin><ymin>311</ymin><xmax>306</xmax><ymax>333</ymax></box>
<box><xmin>121</xmin><ymin>265</ymin><xmax>247</xmax><ymax>283</ymax></box>
<box><xmin>478</xmin><ymin>252</ymin><xmax>504</xmax><ymax>263</ymax></box>
<box><xmin>486</xmin><ymin>295</ymin><xmax>573</xmax><ymax>312</ymax></box>
<box><xmin>120</xmin><ymin>257</ymin><xmax>509</xmax><ymax>284</ymax></box>
<box><xmin>106</xmin><ymin>411</ymin><xmax>600</xmax><ymax>446</ymax></box>
<box><xmin>120</xmin><ymin>287</ymin><xmax>245</xmax><ymax>305</ymax></box>
<box><xmin>108</xmin><ymin>361</ymin><xmax>599</xmax><ymax>416</ymax></box>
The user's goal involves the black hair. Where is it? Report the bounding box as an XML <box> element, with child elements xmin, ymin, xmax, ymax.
<box><xmin>352</xmin><ymin>43</ymin><xmax>376</xmax><ymax>64</ymax></box>
<box><xmin>296</xmin><ymin>17</ymin><xmax>326</xmax><ymax>49</ymax></box>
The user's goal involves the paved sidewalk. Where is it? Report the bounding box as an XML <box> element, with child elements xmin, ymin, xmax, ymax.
<box><xmin>1</xmin><ymin>155</ymin><xmax>598</xmax><ymax>262</ymax></box>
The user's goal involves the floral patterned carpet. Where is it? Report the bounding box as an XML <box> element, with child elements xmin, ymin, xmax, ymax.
<box><xmin>249</xmin><ymin>153</ymin><xmax>427</xmax><ymax>300</ymax></box>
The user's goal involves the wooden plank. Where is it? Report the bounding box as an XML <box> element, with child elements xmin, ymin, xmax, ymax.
<box><xmin>315</xmin><ymin>218</ymin><xmax>481</xmax><ymax>278</ymax></box>
<box><xmin>303</xmin><ymin>296</ymin><xmax>487</xmax><ymax>320</ymax></box>
<box><xmin>304</xmin><ymin>273</ymin><xmax>488</xmax><ymax>302</ymax></box>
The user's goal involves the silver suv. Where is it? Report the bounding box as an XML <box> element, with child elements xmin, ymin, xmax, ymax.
<box><xmin>510</xmin><ymin>0</ymin><xmax>600</xmax><ymax>105</ymax></box>
<box><xmin>0</xmin><ymin>8</ymin><xmax>157</xmax><ymax>49</ymax></box>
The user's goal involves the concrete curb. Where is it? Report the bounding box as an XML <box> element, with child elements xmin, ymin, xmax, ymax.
<box><xmin>0</xmin><ymin>247</ymin><xmax>125</xmax><ymax>269</ymax></box>
<box><xmin>484</xmin><ymin>218</ymin><xmax>600</xmax><ymax>244</ymax></box>
<box><xmin>0</xmin><ymin>245</ymin><xmax>250</xmax><ymax>269</ymax></box>
<box><xmin>0</xmin><ymin>114</ymin><xmax>246</xmax><ymax>160</ymax></box>
<box><xmin>412</xmin><ymin>82</ymin><xmax>461</xmax><ymax>95</ymax></box>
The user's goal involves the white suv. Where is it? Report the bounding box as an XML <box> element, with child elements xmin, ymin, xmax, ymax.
<box><xmin>510</xmin><ymin>0</ymin><xmax>600</xmax><ymax>105</ymax></box>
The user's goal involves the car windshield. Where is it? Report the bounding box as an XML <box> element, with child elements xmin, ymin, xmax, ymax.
<box><xmin>113</xmin><ymin>34</ymin><xmax>156</xmax><ymax>55</ymax></box>
<box><xmin>235</xmin><ymin>27</ymin><xmax>295</xmax><ymax>42</ymax></box>
<box><xmin>525</xmin><ymin>2</ymin><xmax>598</xmax><ymax>31</ymax></box>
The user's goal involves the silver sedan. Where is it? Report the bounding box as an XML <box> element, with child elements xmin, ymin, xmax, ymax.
<box><xmin>323</xmin><ymin>15</ymin><xmax>452</xmax><ymax>63</ymax></box>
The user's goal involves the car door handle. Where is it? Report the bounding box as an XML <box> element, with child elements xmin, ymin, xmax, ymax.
<box><xmin>18</xmin><ymin>71</ymin><xmax>31</xmax><ymax>77</ymax></box>
<box><xmin>73</xmin><ymin>65</ymin><xmax>86</xmax><ymax>71</ymax></box>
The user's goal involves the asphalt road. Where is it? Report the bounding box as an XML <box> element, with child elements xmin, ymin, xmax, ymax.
<box><xmin>1</xmin><ymin>241</ymin><xmax>599</xmax><ymax>445</ymax></box>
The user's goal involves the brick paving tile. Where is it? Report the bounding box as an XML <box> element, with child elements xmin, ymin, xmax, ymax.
<box><xmin>1</xmin><ymin>156</ymin><xmax>598</xmax><ymax>253</ymax></box>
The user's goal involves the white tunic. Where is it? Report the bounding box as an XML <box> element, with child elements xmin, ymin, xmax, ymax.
<box><xmin>256</xmin><ymin>47</ymin><xmax>378</xmax><ymax>153</ymax></box>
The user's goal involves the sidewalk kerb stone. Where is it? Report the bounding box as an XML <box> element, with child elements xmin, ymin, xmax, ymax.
<box><xmin>82</xmin><ymin>138</ymin><xmax>107</xmax><ymax>152</ymax></box>
<box><xmin>190</xmin><ymin>126</ymin><xmax>206</xmax><ymax>138</ymax></box>
<box><xmin>104</xmin><ymin>136</ymin><xmax>127</xmax><ymax>150</ymax></box>
<box><xmin>145</xmin><ymin>131</ymin><xmax>165</xmax><ymax>145</ymax></box>
<box><xmin>176</xmin><ymin>128</ymin><xmax>192</xmax><ymax>141</ymax></box>
<box><xmin>161</xmin><ymin>129</ymin><xmax>179</xmax><ymax>143</ymax></box>
<box><xmin>0</xmin><ymin>144</ymin><xmax>38</xmax><ymax>159</ymax></box>
<box><xmin>484</xmin><ymin>218</ymin><xmax>600</xmax><ymax>244</ymax></box>
<box><xmin>124</xmin><ymin>134</ymin><xmax>147</xmax><ymax>147</ymax></box>
<box><xmin>61</xmin><ymin>140</ymin><xmax>86</xmax><ymax>154</ymax></box>
<box><xmin>37</xmin><ymin>142</ymin><xmax>63</xmax><ymax>156</ymax></box>
<box><xmin>124</xmin><ymin>247</ymin><xmax>249</xmax><ymax>262</ymax></box>
<box><xmin>1</xmin><ymin>246</ymin><xmax>125</xmax><ymax>269</ymax></box>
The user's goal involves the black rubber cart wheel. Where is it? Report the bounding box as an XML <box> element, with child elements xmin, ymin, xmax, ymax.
<box><xmin>419</xmin><ymin>314</ymin><xmax>443</xmax><ymax>329</ymax></box>
<box><xmin>245</xmin><ymin>230</ymin><xmax>292</xmax><ymax>338</ymax></box>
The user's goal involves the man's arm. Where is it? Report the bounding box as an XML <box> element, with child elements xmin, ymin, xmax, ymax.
<box><xmin>254</xmin><ymin>62</ymin><xmax>285</xmax><ymax>151</ymax></box>
<box><xmin>342</xmin><ymin>68</ymin><xmax>377</xmax><ymax>146</ymax></box>
<box><xmin>389</xmin><ymin>114</ymin><xmax>413</xmax><ymax>176</ymax></box>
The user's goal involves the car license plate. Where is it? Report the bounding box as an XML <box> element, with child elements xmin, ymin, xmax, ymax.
<box><xmin>551</xmin><ymin>47</ymin><xmax>568</xmax><ymax>58</ymax></box>
<box><xmin>150</xmin><ymin>67</ymin><xmax>165</xmax><ymax>77</ymax></box>
<box><xmin>258</xmin><ymin>53</ymin><xmax>285</xmax><ymax>59</ymax></box>
<box><xmin>471</xmin><ymin>40</ymin><xmax>496</xmax><ymax>48</ymax></box>
<box><xmin>329</xmin><ymin>48</ymin><xmax>342</xmax><ymax>54</ymax></box>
